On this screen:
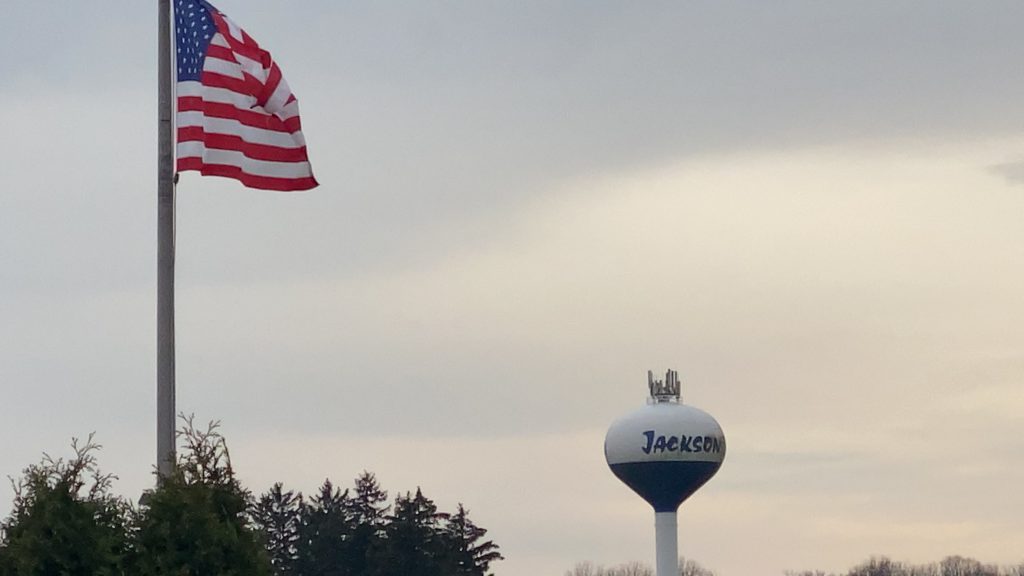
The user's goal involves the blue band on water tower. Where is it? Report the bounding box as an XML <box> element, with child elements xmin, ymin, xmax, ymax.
<box><xmin>608</xmin><ymin>460</ymin><xmax>722</xmax><ymax>512</ymax></box>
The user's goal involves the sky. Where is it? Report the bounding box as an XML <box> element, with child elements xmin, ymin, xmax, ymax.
<box><xmin>2</xmin><ymin>1</ymin><xmax>1024</xmax><ymax>574</ymax></box>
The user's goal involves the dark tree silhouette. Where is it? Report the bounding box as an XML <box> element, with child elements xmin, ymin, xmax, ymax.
<box><xmin>848</xmin><ymin>557</ymin><xmax>905</xmax><ymax>576</ymax></box>
<box><xmin>0</xmin><ymin>424</ymin><xmax>503</xmax><ymax>576</ymax></box>
<box><xmin>346</xmin><ymin>471</ymin><xmax>389</xmax><ymax>576</ymax></box>
<box><xmin>939</xmin><ymin>556</ymin><xmax>999</xmax><ymax>576</ymax></box>
<box><xmin>442</xmin><ymin>504</ymin><xmax>504</xmax><ymax>576</ymax></box>
<box><xmin>375</xmin><ymin>488</ymin><xmax>446</xmax><ymax>576</ymax></box>
<box><xmin>294</xmin><ymin>479</ymin><xmax>354</xmax><ymax>576</ymax></box>
<box><xmin>253</xmin><ymin>483</ymin><xmax>303</xmax><ymax>574</ymax></box>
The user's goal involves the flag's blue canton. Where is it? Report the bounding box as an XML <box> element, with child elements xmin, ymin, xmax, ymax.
<box><xmin>174</xmin><ymin>0</ymin><xmax>217</xmax><ymax>82</ymax></box>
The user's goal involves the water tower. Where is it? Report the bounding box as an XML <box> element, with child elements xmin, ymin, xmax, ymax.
<box><xmin>605</xmin><ymin>370</ymin><xmax>726</xmax><ymax>576</ymax></box>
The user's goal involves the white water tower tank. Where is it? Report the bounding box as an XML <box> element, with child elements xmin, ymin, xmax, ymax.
<box><xmin>604</xmin><ymin>370</ymin><xmax>726</xmax><ymax>576</ymax></box>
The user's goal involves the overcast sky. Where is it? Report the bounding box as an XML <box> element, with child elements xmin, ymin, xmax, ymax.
<box><xmin>2</xmin><ymin>2</ymin><xmax>1024</xmax><ymax>575</ymax></box>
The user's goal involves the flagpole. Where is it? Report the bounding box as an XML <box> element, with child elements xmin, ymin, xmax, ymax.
<box><xmin>157</xmin><ymin>0</ymin><xmax>176</xmax><ymax>479</ymax></box>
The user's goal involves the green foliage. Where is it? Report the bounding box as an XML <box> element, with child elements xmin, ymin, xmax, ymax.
<box><xmin>0</xmin><ymin>421</ymin><xmax>504</xmax><ymax>576</ymax></box>
<box><xmin>0</xmin><ymin>435</ymin><xmax>130</xmax><ymax>576</ymax></box>
<box><xmin>255</xmin><ymin>474</ymin><xmax>503</xmax><ymax>576</ymax></box>
<box><xmin>293</xmin><ymin>479</ymin><xmax>355</xmax><ymax>576</ymax></box>
<box><xmin>130</xmin><ymin>418</ymin><xmax>271</xmax><ymax>576</ymax></box>
<box><xmin>283</xmin><ymin>472</ymin><xmax>390</xmax><ymax>576</ymax></box>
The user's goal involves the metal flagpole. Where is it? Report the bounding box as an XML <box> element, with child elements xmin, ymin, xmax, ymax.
<box><xmin>157</xmin><ymin>0</ymin><xmax>176</xmax><ymax>479</ymax></box>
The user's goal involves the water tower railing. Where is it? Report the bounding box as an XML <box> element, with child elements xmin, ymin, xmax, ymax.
<box><xmin>647</xmin><ymin>369</ymin><xmax>681</xmax><ymax>404</ymax></box>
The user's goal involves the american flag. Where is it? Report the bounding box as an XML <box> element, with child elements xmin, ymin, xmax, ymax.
<box><xmin>174</xmin><ymin>0</ymin><xmax>317</xmax><ymax>191</ymax></box>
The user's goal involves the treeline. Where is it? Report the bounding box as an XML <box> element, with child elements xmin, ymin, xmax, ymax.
<box><xmin>789</xmin><ymin>556</ymin><xmax>1024</xmax><ymax>576</ymax></box>
<box><xmin>0</xmin><ymin>421</ymin><xmax>502</xmax><ymax>576</ymax></box>
<box><xmin>569</xmin><ymin>555</ymin><xmax>1024</xmax><ymax>576</ymax></box>
<box><xmin>566</xmin><ymin>558</ymin><xmax>715</xmax><ymax>576</ymax></box>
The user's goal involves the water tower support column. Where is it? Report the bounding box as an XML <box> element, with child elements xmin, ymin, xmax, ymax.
<box><xmin>655</xmin><ymin>511</ymin><xmax>678</xmax><ymax>576</ymax></box>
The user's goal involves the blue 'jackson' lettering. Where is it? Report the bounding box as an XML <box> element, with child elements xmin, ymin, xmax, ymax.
<box><xmin>641</xmin><ymin>430</ymin><xmax>723</xmax><ymax>455</ymax></box>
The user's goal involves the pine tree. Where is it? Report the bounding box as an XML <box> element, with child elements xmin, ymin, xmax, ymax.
<box><xmin>0</xmin><ymin>427</ymin><xmax>507</xmax><ymax>576</ymax></box>
<box><xmin>253</xmin><ymin>483</ymin><xmax>303</xmax><ymax>575</ymax></box>
<box><xmin>346</xmin><ymin>472</ymin><xmax>389</xmax><ymax>576</ymax></box>
<box><xmin>376</xmin><ymin>488</ymin><xmax>447</xmax><ymax>576</ymax></box>
<box><xmin>295</xmin><ymin>479</ymin><xmax>354</xmax><ymax>576</ymax></box>
<box><xmin>442</xmin><ymin>504</ymin><xmax>503</xmax><ymax>576</ymax></box>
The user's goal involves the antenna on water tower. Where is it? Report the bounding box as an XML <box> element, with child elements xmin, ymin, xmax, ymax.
<box><xmin>605</xmin><ymin>370</ymin><xmax>726</xmax><ymax>576</ymax></box>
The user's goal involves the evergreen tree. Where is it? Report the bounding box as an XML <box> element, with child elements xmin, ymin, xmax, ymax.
<box><xmin>295</xmin><ymin>479</ymin><xmax>354</xmax><ymax>576</ymax></box>
<box><xmin>441</xmin><ymin>504</ymin><xmax>503</xmax><ymax>576</ymax></box>
<box><xmin>376</xmin><ymin>488</ymin><xmax>446</xmax><ymax>576</ymax></box>
<box><xmin>0</xmin><ymin>436</ymin><xmax>130</xmax><ymax>576</ymax></box>
<box><xmin>131</xmin><ymin>418</ymin><xmax>271</xmax><ymax>576</ymax></box>
<box><xmin>349</xmin><ymin>471</ymin><xmax>388</xmax><ymax>527</ymax></box>
<box><xmin>346</xmin><ymin>472</ymin><xmax>389</xmax><ymax>576</ymax></box>
<box><xmin>253</xmin><ymin>483</ymin><xmax>303</xmax><ymax>575</ymax></box>
<box><xmin>0</xmin><ymin>426</ymin><xmax>506</xmax><ymax>576</ymax></box>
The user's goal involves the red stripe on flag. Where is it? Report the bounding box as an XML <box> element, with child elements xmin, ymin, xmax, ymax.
<box><xmin>178</xmin><ymin>157</ymin><xmax>317</xmax><ymax>191</ymax></box>
<box><xmin>177</xmin><ymin>97</ymin><xmax>302</xmax><ymax>133</ymax></box>
<box><xmin>178</xmin><ymin>126</ymin><xmax>309</xmax><ymax>162</ymax></box>
<box><xmin>200</xmin><ymin>71</ymin><xmax>264</xmax><ymax>102</ymax></box>
<box><xmin>257</xmin><ymin>64</ymin><xmax>283</xmax><ymax>108</ymax></box>
<box><xmin>211</xmin><ymin>12</ymin><xmax>267</xmax><ymax>63</ymax></box>
<box><xmin>205</xmin><ymin>44</ymin><xmax>245</xmax><ymax>66</ymax></box>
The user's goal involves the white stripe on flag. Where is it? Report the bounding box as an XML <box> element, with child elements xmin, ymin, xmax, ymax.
<box><xmin>177</xmin><ymin>113</ymin><xmax>307</xmax><ymax>149</ymax></box>
<box><xmin>222</xmin><ymin>15</ymin><xmax>245</xmax><ymax>45</ymax></box>
<box><xmin>201</xmin><ymin>55</ymin><xmax>247</xmax><ymax>80</ymax></box>
<box><xmin>264</xmin><ymin>76</ymin><xmax>292</xmax><ymax>115</ymax></box>
<box><xmin>177</xmin><ymin>143</ymin><xmax>313</xmax><ymax>179</ymax></box>
<box><xmin>177</xmin><ymin>81</ymin><xmax>300</xmax><ymax>122</ymax></box>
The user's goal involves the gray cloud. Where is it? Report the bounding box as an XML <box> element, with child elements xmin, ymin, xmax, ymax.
<box><xmin>11</xmin><ymin>1</ymin><xmax>1024</xmax><ymax>288</ymax></box>
<box><xmin>989</xmin><ymin>160</ymin><xmax>1024</xmax><ymax>185</ymax></box>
